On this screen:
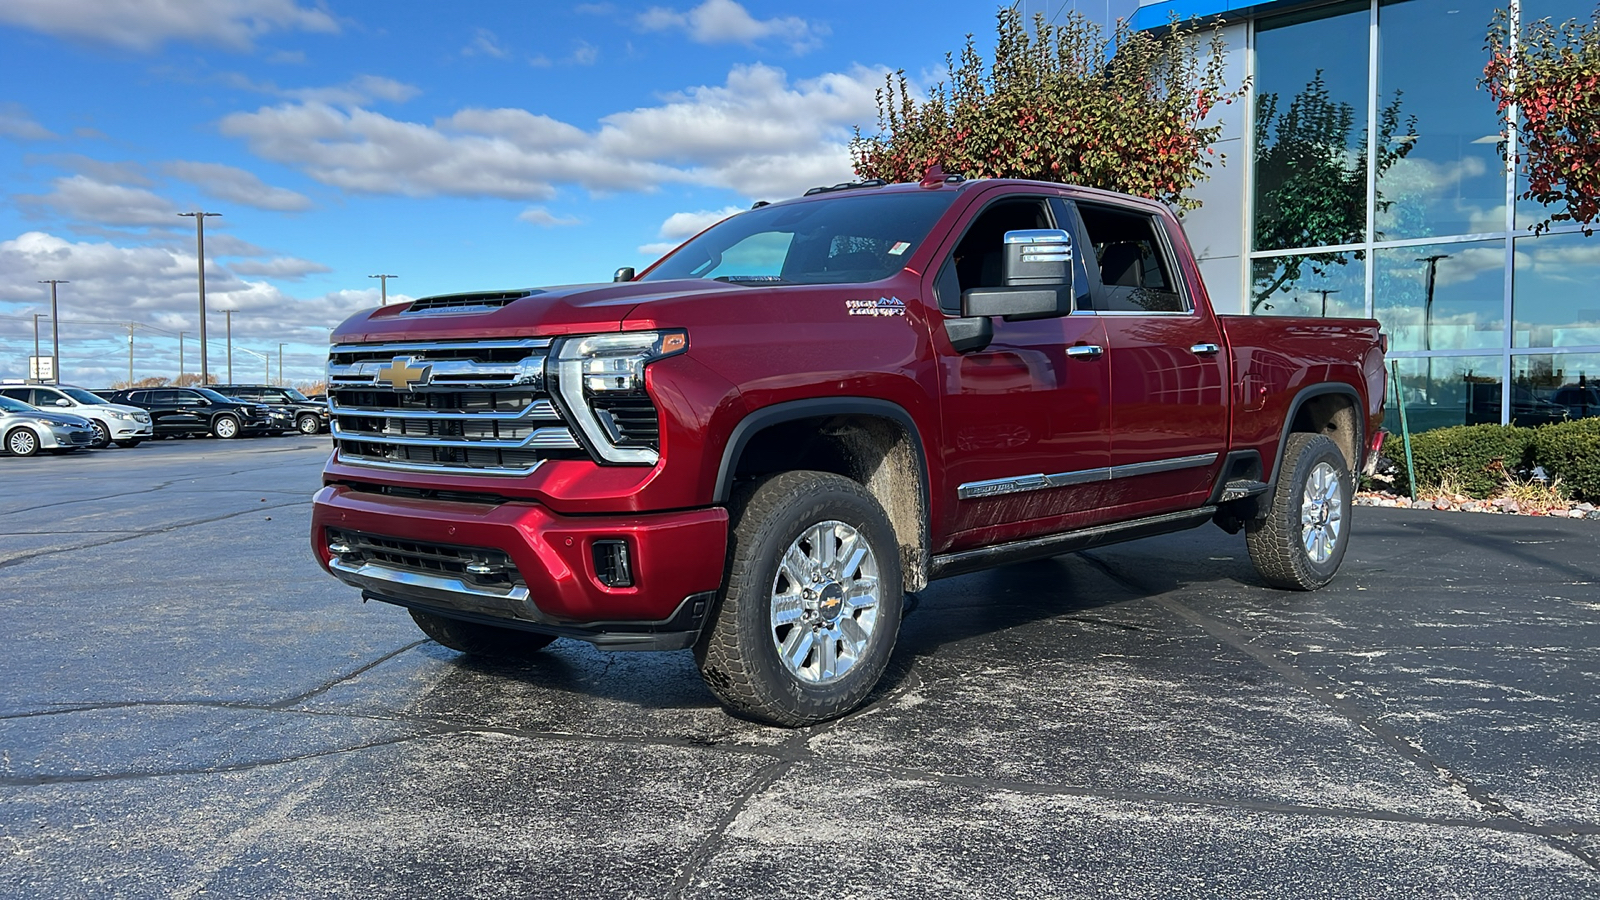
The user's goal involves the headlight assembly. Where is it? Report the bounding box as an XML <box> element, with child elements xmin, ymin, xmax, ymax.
<box><xmin>552</xmin><ymin>330</ymin><xmax>686</xmax><ymax>465</ymax></box>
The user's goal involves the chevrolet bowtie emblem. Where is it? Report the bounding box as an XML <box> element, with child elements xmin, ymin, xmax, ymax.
<box><xmin>375</xmin><ymin>356</ymin><xmax>431</xmax><ymax>391</ymax></box>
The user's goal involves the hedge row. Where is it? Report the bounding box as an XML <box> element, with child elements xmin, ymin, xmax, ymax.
<box><xmin>1383</xmin><ymin>418</ymin><xmax>1600</xmax><ymax>502</ymax></box>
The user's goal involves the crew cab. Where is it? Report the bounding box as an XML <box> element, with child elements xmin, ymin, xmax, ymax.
<box><xmin>311</xmin><ymin>173</ymin><xmax>1386</xmax><ymax>726</ymax></box>
<box><xmin>109</xmin><ymin>387</ymin><xmax>274</xmax><ymax>439</ymax></box>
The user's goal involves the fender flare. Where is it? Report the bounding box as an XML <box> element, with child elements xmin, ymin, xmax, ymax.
<box><xmin>712</xmin><ymin>397</ymin><xmax>931</xmax><ymax>513</ymax></box>
<box><xmin>1265</xmin><ymin>382</ymin><xmax>1365</xmax><ymax>489</ymax></box>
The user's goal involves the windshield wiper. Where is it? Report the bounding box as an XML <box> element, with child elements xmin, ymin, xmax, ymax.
<box><xmin>713</xmin><ymin>275</ymin><xmax>789</xmax><ymax>284</ymax></box>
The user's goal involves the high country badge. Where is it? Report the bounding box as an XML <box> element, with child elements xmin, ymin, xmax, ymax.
<box><xmin>846</xmin><ymin>296</ymin><xmax>907</xmax><ymax>318</ymax></box>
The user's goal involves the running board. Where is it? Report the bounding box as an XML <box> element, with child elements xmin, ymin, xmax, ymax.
<box><xmin>929</xmin><ymin>506</ymin><xmax>1218</xmax><ymax>581</ymax></box>
<box><xmin>1218</xmin><ymin>479</ymin><xmax>1270</xmax><ymax>502</ymax></box>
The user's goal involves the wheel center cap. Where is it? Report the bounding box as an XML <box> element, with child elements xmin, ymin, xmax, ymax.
<box><xmin>817</xmin><ymin>583</ymin><xmax>845</xmax><ymax>622</ymax></box>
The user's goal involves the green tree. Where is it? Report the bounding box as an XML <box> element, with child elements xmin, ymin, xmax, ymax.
<box><xmin>850</xmin><ymin>9</ymin><xmax>1247</xmax><ymax>213</ymax></box>
<box><xmin>1251</xmin><ymin>76</ymin><xmax>1415</xmax><ymax>311</ymax></box>
<box><xmin>1484</xmin><ymin>9</ymin><xmax>1600</xmax><ymax>236</ymax></box>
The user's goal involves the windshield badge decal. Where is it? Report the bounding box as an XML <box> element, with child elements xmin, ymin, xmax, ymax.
<box><xmin>846</xmin><ymin>296</ymin><xmax>906</xmax><ymax>318</ymax></box>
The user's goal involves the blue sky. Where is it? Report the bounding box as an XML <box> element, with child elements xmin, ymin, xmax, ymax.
<box><xmin>0</xmin><ymin>0</ymin><xmax>1096</xmax><ymax>387</ymax></box>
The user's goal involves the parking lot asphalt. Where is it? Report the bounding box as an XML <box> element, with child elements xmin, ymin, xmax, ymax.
<box><xmin>1</xmin><ymin>436</ymin><xmax>1597</xmax><ymax>898</ymax></box>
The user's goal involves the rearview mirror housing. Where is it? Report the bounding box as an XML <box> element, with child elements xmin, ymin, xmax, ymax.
<box><xmin>960</xmin><ymin>228</ymin><xmax>1075</xmax><ymax>321</ymax></box>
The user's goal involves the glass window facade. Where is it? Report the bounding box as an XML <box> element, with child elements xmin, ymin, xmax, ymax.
<box><xmin>1244</xmin><ymin>0</ymin><xmax>1600</xmax><ymax>428</ymax></box>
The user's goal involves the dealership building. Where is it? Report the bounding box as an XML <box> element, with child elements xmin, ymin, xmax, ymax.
<box><xmin>1029</xmin><ymin>0</ymin><xmax>1598</xmax><ymax>430</ymax></box>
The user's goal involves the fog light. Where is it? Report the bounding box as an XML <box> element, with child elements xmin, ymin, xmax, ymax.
<box><xmin>593</xmin><ymin>539</ymin><xmax>633</xmax><ymax>588</ymax></box>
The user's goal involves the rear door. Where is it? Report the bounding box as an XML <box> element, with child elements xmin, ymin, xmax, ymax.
<box><xmin>1072</xmin><ymin>199</ymin><xmax>1229</xmax><ymax>513</ymax></box>
<box><xmin>931</xmin><ymin>190</ymin><xmax>1112</xmax><ymax>549</ymax></box>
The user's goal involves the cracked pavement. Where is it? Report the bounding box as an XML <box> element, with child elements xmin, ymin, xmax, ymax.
<box><xmin>1</xmin><ymin>436</ymin><xmax>1597</xmax><ymax>898</ymax></box>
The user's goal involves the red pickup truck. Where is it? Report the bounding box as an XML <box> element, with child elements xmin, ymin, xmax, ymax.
<box><xmin>311</xmin><ymin>172</ymin><xmax>1386</xmax><ymax>726</ymax></box>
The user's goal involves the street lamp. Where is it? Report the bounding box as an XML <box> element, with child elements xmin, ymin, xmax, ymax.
<box><xmin>38</xmin><ymin>280</ymin><xmax>67</xmax><ymax>383</ymax></box>
<box><xmin>1416</xmin><ymin>255</ymin><xmax>1451</xmax><ymax>352</ymax></box>
<box><xmin>179</xmin><ymin>211</ymin><xmax>221</xmax><ymax>383</ymax></box>
<box><xmin>1313</xmin><ymin>289</ymin><xmax>1340</xmax><ymax>318</ymax></box>
<box><xmin>31</xmin><ymin>313</ymin><xmax>43</xmax><ymax>381</ymax></box>
<box><xmin>369</xmin><ymin>274</ymin><xmax>398</xmax><ymax>305</ymax></box>
<box><xmin>178</xmin><ymin>331</ymin><xmax>188</xmax><ymax>383</ymax></box>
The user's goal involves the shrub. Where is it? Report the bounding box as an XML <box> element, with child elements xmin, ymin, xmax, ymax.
<box><xmin>1383</xmin><ymin>423</ymin><xmax>1534</xmax><ymax>498</ymax></box>
<box><xmin>1531</xmin><ymin>418</ymin><xmax>1600</xmax><ymax>503</ymax></box>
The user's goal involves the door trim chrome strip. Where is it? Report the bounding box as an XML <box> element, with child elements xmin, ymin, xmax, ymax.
<box><xmin>956</xmin><ymin>453</ymin><xmax>1219</xmax><ymax>500</ymax></box>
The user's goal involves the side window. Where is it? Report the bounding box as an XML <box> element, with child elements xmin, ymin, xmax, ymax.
<box><xmin>1076</xmin><ymin>203</ymin><xmax>1188</xmax><ymax>313</ymax></box>
<box><xmin>0</xmin><ymin>388</ymin><xmax>26</xmax><ymax>403</ymax></box>
<box><xmin>936</xmin><ymin>197</ymin><xmax>1092</xmax><ymax>316</ymax></box>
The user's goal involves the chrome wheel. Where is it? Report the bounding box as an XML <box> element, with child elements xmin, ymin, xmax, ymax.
<box><xmin>769</xmin><ymin>520</ymin><xmax>881</xmax><ymax>686</ymax></box>
<box><xmin>1300</xmin><ymin>460</ymin><xmax>1343</xmax><ymax>564</ymax></box>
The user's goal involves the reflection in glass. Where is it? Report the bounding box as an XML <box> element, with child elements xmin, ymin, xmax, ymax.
<box><xmin>1383</xmin><ymin>355</ymin><xmax>1505</xmax><ymax>433</ymax></box>
<box><xmin>1515</xmin><ymin>0</ymin><xmax>1599</xmax><ymax>231</ymax></box>
<box><xmin>1514</xmin><ymin>231</ymin><xmax>1600</xmax><ymax>347</ymax></box>
<box><xmin>1374</xmin><ymin>241</ymin><xmax>1505</xmax><ymax>350</ymax></box>
<box><xmin>1252</xmin><ymin>2</ymin><xmax>1372</xmax><ymax>252</ymax></box>
<box><xmin>1251</xmin><ymin>251</ymin><xmax>1366</xmax><ymax>317</ymax></box>
<box><xmin>1375</xmin><ymin>0</ymin><xmax>1506</xmax><ymax>240</ymax></box>
<box><xmin>1514</xmin><ymin>353</ymin><xmax>1600</xmax><ymax>422</ymax></box>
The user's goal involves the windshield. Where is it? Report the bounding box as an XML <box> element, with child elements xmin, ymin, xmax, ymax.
<box><xmin>196</xmin><ymin>388</ymin><xmax>232</xmax><ymax>403</ymax></box>
<box><xmin>62</xmin><ymin>388</ymin><xmax>108</xmax><ymax>405</ymax></box>
<box><xmin>0</xmin><ymin>395</ymin><xmax>36</xmax><ymax>412</ymax></box>
<box><xmin>640</xmin><ymin>191</ymin><xmax>957</xmax><ymax>285</ymax></box>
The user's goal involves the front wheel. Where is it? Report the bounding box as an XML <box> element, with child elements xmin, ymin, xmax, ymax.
<box><xmin>695</xmin><ymin>471</ymin><xmax>903</xmax><ymax>727</ymax></box>
<box><xmin>296</xmin><ymin>414</ymin><xmax>321</xmax><ymax>435</ymax></box>
<box><xmin>211</xmin><ymin>414</ymin><xmax>240</xmax><ymax>439</ymax></box>
<box><xmin>409</xmin><ymin>609</ymin><xmax>557</xmax><ymax>657</ymax></box>
<box><xmin>91</xmin><ymin>422</ymin><xmax>111</xmax><ymax>448</ymax></box>
<box><xmin>1246</xmin><ymin>433</ymin><xmax>1353</xmax><ymax>590</ymax></box>
<box><xmin>6</xmin><ymin>427</ymin><xmax>40</xmax><ymax>457</ymax></box>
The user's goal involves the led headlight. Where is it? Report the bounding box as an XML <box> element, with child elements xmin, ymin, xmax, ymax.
<box><xmin>553</xmin><ymin>330</ymin><xmax>687</xmax><ymax>465</ymax></box>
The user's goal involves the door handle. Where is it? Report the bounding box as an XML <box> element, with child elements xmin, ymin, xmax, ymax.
<box><xmin>1190</xmin><ymin>343</ymin><xmax>1220</xmax><ymax>355</ymax></box>
<box><xmin>1066</xmin><ymin>344</ymin><xmax>1104</xmax><ymax>360</ymax></box>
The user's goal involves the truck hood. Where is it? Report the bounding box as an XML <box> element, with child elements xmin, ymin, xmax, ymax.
<box><xmin>330</xmin><ymin>279</ymin><xmax>742</xmax><ymax>344</ymax></box>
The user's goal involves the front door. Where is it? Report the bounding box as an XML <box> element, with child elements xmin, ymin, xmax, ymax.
<box><xmin>932</xmin><ymin>192</ymin><xmax>1112</xmax><ymax>550</ymax></box>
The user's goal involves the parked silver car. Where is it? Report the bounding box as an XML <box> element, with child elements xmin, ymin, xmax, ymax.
<box><xmin>0</xmin><ymin>383</ymin><xmax>153</xmax><ymax>448</ymax></box>
<box><xmin>0</xmin><ymin>395</ymin><xmax>98</xmax><ymax>456</ymax></box>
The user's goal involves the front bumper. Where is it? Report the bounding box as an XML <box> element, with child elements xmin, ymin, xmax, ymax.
<box><xmin>42</xmin><ymin>425</ymin><xmax>96</xmax><ymax>449</ymax></box>
<box><xmin>107</xmin><ymin>417</ymin><xmax>154</xmax><ymax>440</ymax></box>
<box><xmin>310</xmin><ymin>485</ymin><xmax>729</xmax><ymax>650</ymax></box>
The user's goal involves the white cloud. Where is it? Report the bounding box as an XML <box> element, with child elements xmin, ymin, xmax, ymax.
<box><xmin>0</xmin><ymin>102</ymin><xmax>56</xmax><ymax>141</ymax></box>
<box><xmin>0</xmin><ymin>0</ymin><xmax>339</xmax><ymax>52</ymax></box>
<box><xmin>21</xmin><ymin>175</ymin><xmax>179</xmax><ymax>227</ymax></box>
<box><xmin>517</xmin><ymin>207</ymin><xmax>581</xmax><ymax>227</ymax></box>
<box><xmin>571</xmin><ymin>41</ymin><xmax>599</xmax><ymax>65</ymax></box>
<box><xmin>219</xmin><ymin>63</ymin><xmax>880</xmax><ymax>201</ymax></box>
<box><xmin>228</xmin><ymin>256</ymin><xmax>331</xmax><ymax>279</ymax></box>
<box><xmin>637</xmin><ymin>0</ymin><xmax>823</xmax><ymax>52</ymax></box>
<box><xmin>658</xmin><ymin>206</ymin><xmax>743</xmax><ymax>239</ymax></box>
<box><xmin>637</xmin><ymin>241</ymin><xmax>681</xmax><ymax>257</ymax></box>
<box><xmin>463</xmin><ymin>27</ymin><xmax>510</xmax><ymax>59</ymax></box>
<box><xmin>282</xmin><ymin>75</ymin><xmax>421</xmax><ymax>106</ymax></box>
<box><xmin>163</xmin><ymin>161</ymin><xmax>313</xmax><ymax>211</ymax></box>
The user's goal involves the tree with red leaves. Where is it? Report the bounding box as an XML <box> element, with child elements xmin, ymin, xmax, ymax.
<box><xmin>1484</xmin><ymin>9</ymin><xmax>1600</xmax><ymax>236</ymax></box>
<box><xmin>850</xmin><ymin>9</ymin><xmax>1248</xmax><ymax>212</ymax></box>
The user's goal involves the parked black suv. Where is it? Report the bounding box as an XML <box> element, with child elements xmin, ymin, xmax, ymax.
<box><xmin>108</xmin><ymin>387</ymin><xmax>274</xmax><ymax>439</ymax></box>
<box><xmin>215</xmin><ymin>384</ymin><xmax>329</xmax><ymax>435</ymax></box>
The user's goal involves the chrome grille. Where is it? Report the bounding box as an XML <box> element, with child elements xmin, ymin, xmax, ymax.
<box><xmin>327</xmin><ymin>339</ymin><xmax>582</xmax><ymax>475</ymax></box>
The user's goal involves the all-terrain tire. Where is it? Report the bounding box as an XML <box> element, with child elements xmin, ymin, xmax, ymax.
<box><xmin>1246</xmin><ymin>433</ymin><xmax>1353</xmax><ymax>590</ymax></box>
<box><xmin>409</xmin><ymin>609</ymin><xmax>557</xmax><ymax>657</ymax></box>
<box><xmin>695</xmin><ymin>470</ymin><xmax>903</xmax><ymax>727</ymax></box>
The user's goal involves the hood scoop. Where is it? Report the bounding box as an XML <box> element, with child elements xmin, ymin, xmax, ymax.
<box><xmin>402</xmin><ymin>289</ymin><xmax>544</xmax><ymax>316</ymax></box>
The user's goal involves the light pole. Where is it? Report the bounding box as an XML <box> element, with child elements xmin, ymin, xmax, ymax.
<box><xmin>1313</xmin><ymin>289</ymin><xmax>1339</xmax><ymax>318</ymax></box>
<box><xmin>179</xmin><ymin>211</ymin><xmax>221</xmax><ymax>384</ymax></box>
<box><xmin>38</xmin><ymin>280</ymin><xmax>67</xmax><ymax>383</ymax></box>
<box><xmin>222</xmin><ymin>309</ymin><xmax>234</xmax><ymax>383</ymax></box>
<box><xmin>126</xmin><ymin>323</ymin><xmax>136</xmax><ymax>385</ymax></box>
<box><xmin>369</xmin><ymin>274</ymin><xmax>397</xmax><ymax>305</ymax></box>
<box><xmin>1417</xmin><ymin>254</ymin><xmax>1451</xmax><ymax>394</ymax></box>
<box><xmin>277</xmin><ymin>343</ymin><xmax>286</xmax><ymax>385</ymax></box>
<box><xmin>179</xmin><ymin>331</ymin><xmax>188</xmax><ymax>383</ymax></box>
<box><xmin>31</xmin><ymin>313</ymin><xmax>43</xmax><ymax>381</ymax></box>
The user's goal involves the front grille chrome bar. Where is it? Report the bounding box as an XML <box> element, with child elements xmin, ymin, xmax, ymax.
<box><xmin>330</xmin><ymin>423</ymin><xmax>580</xmax><ymax>450</ymax></box>
<box><xmin>328</xmin><ymin>398</ymin><xmax>559</xmax><ymax>421</ymax></box>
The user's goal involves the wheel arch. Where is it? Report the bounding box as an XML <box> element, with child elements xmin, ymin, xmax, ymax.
<box><xmin>1268</xmin><ymin>383</ymin><xmax>1364</xmax><ymax>489</ymax></box>
<box><xmin>714</xmin><ymin>397</ymin><xmax>932</xmax><ymax>591</ymax></box>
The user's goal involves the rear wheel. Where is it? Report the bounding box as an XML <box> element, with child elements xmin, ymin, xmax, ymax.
<box><xmin>91</xmin><ymin>422</ymin><xmax>111</xmax><ymax>448</ymax></box>
<box><xmin>6</xmin><ymin>428</ymin><xmax>39</xmax><ymax>457</ymax></box>
<box><xmin>410</xmin><ymin>609</ymin><xmax>557</xmax><ymax>657</ymax></box>
<box><xmin>296</xmin><ymin>414</ymin><xmax>321</xmax><ymax>435</ymax></box>
<box><xmin>1246</xmin><ymin>433</ymin><xmax>1353</xmax><ymax>590</ymax></box>
<box><xmin>211</xmin><ymin>414</ymin><xmax>240</xmax><ymax>439</ymax></box>
<box><xmin>695</xmin><ymin>470</ymin><xmax>903</xmax><ymax>727</ymax></box>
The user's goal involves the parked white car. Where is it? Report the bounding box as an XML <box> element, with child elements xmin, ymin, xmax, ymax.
<box><xmin>0</xmin><ymin>395</ymin><xmax>97</xmax><ymax>456</ymax></box>
<box><xmin>0</xmin><ymin>383</ymin><xmax>153</xmax><ymax>448</ymax></box>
